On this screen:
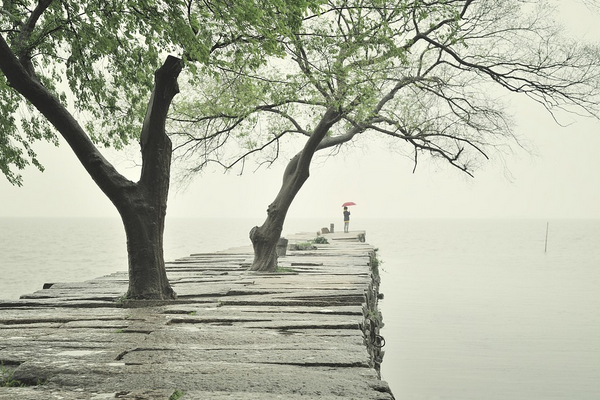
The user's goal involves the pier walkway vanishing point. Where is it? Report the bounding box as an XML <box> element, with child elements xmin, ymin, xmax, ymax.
<box><xmin>0</xmin><ymin>230</ymin><xmax>393</xmax><ymax>400</ymax></box>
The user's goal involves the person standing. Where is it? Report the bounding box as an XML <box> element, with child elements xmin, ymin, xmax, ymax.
<box><xmin>343</xmin><ymin>206</ymin><xmax>351</xmax><ymax>233</ymax></box>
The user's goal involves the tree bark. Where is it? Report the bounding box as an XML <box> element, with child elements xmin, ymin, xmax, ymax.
<box><xmin>119</xmin><ymin>195</ymin><xmax>174</xmax><ymax>300</ymax></box>
<box><xmin>249</xmin><ymin>108</ymin><xmax>342</xmax><ymax>271</ymax></box>
<box><xmin>116</xmin><ymin>55</ymin><xmax>182</xmax><ymax>299</ymax></box>
<box><xmin>249</xmin><ymin>155</ymin><xmax>300</xmax><ymax>272</ymax></box>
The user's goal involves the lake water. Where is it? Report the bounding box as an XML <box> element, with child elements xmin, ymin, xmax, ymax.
<box><xmin>1</xmin><ymin>217</ymin><xmax>599</xmax><ymax>399</ymax></box>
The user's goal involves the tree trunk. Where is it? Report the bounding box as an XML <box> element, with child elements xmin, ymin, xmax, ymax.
<box><xmin>249</xmin><ymin>218</ymin><xmax>283</xmax><ymax>272</ymax></box>
<box><xmin>120</xmin><ymin>199</ymin><xmax>174</xmax><ymax>299</ymax></box>
<box><xmin>117</xmin><ymin>118</ymin><xmax>174</xmax><ymax>299</ymax></box>
<box><xmin>116</xmin><ymin>55</ymin><xmax>181</xmax><ymax>300</ymax></box>
<box><xmin>249</xmin><ymin>181</ymin><xmax>295</xmax><ymax>272</ymax></box>
<box><xmin>249</xmin><ymin>108</ymin><xmax>342</xmax><ymax>271</ymax></box>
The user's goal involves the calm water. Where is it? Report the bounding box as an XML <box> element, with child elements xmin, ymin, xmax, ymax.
<box><xmin>1</xmin><ymin>217</ymin><xmax>599</xmax><ymax>399</ymax></box>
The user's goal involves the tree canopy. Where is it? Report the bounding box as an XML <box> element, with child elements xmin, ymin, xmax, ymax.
<box><xmin>0</xmin><ymin>0</ymin><xmax>321</xmax><ymax>186</ymax></box>
<box><xmin>172</xmin><ymin>0</ymin><xmax>600</xmax><ymax>178</ymax></box>
<box><xmin>167</xmin><ymin>0</ymin><xmax>600</xmax><ymax>272</ymax></box>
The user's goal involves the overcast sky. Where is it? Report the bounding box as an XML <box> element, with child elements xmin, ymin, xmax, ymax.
<box><xmin>1</xmin><ymin>2</ymin><xmax>600</xmax><ymax>221</ymax></box>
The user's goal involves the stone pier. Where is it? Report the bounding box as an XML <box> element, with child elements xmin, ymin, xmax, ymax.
<box><xmin>0</xmin><ymin>231</ymin><xmax>393</xmax><ymax>399</ymax></box>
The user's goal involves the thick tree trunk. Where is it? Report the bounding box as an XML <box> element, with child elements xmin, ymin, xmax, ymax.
<box><xmin>117</xmin><ymin>55</ymin><xmax>181</xmax><ymax>300</ymax></box>
<box><xmin>120</xmin><ymin>199</ymin><xmax>174</xmax><ymax>299</ymax></box>
<box><xmin>249</xmin><ymin>218</ymin><xmax>283</xmax><ymax>272</ymax></box>
<box><xmin>249</xmin><ymin>108</ymin><xmax>343</xmax><ymax>271</ymax></box>
<box><xmin>249</xmin><ymin>181</ymin><xmax>296</xmax><ymax>272</ymax></box>
<box><xmin>117</xmin><ymin>123</ymin><xmax>174</xmax><ymax>299</ymax></box>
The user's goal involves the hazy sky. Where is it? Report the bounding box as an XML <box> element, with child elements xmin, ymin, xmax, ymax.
<box><xmin>1</xmin><ymin>2</ymin><xmax>600</xmax><ymax>221</ymax></box>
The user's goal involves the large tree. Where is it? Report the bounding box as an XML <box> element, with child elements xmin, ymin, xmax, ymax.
<box><xmin>172</xmin><ymin>0</ymin><xmax>600</xmax><ymax>271</ymax></box>
<box><xmin>0</xmin><ymin>1</ymin><xmax>316</xmax><ymax>298</ymax></box>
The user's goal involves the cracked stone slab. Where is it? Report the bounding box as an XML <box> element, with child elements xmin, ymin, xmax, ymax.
<box><xmin>0</xmin><ymin>232</ymin><xmax>392</xmax><ymax>400</ymax></box>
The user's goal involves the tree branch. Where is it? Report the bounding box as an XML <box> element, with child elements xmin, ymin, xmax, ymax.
<box><xmin>0</xmin><ymin>32</ymin><xmax>134</xmax><ymax>196</ymax></box>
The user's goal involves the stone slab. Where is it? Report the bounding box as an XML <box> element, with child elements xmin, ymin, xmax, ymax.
<box><xmin>0</xmin><ymin>231</ymin><xmax>392</xmax><ymax>400</ymax></box>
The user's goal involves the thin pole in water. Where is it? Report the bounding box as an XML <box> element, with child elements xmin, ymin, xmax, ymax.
<box><xmin>544</xmin><ymin>222</ymin><xmax>549</xmax><ymax>253</ymax></box>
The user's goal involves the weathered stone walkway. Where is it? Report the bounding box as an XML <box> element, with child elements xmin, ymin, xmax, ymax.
<box><xmin>0</xmin><ymin>231</ymin><xmax>393</xmax><ymax>400</ymax></box>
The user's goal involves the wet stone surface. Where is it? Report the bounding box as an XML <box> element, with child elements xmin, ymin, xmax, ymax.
<box><xmin>0</xmin><ymin>231</ymin><xmax>392</xmax><ymax>399</ymax></box>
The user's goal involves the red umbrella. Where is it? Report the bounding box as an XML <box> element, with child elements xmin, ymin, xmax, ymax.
<box><xmin>342</xmin><ymin>202</ymin><xmax>356</xmax><ymax>207</ymax></box>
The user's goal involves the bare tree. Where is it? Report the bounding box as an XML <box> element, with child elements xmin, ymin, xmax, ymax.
<box><xmin>172</xmin><ymin>0</ymin><xmax>600</xmax><ymax>271</ymax></box>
